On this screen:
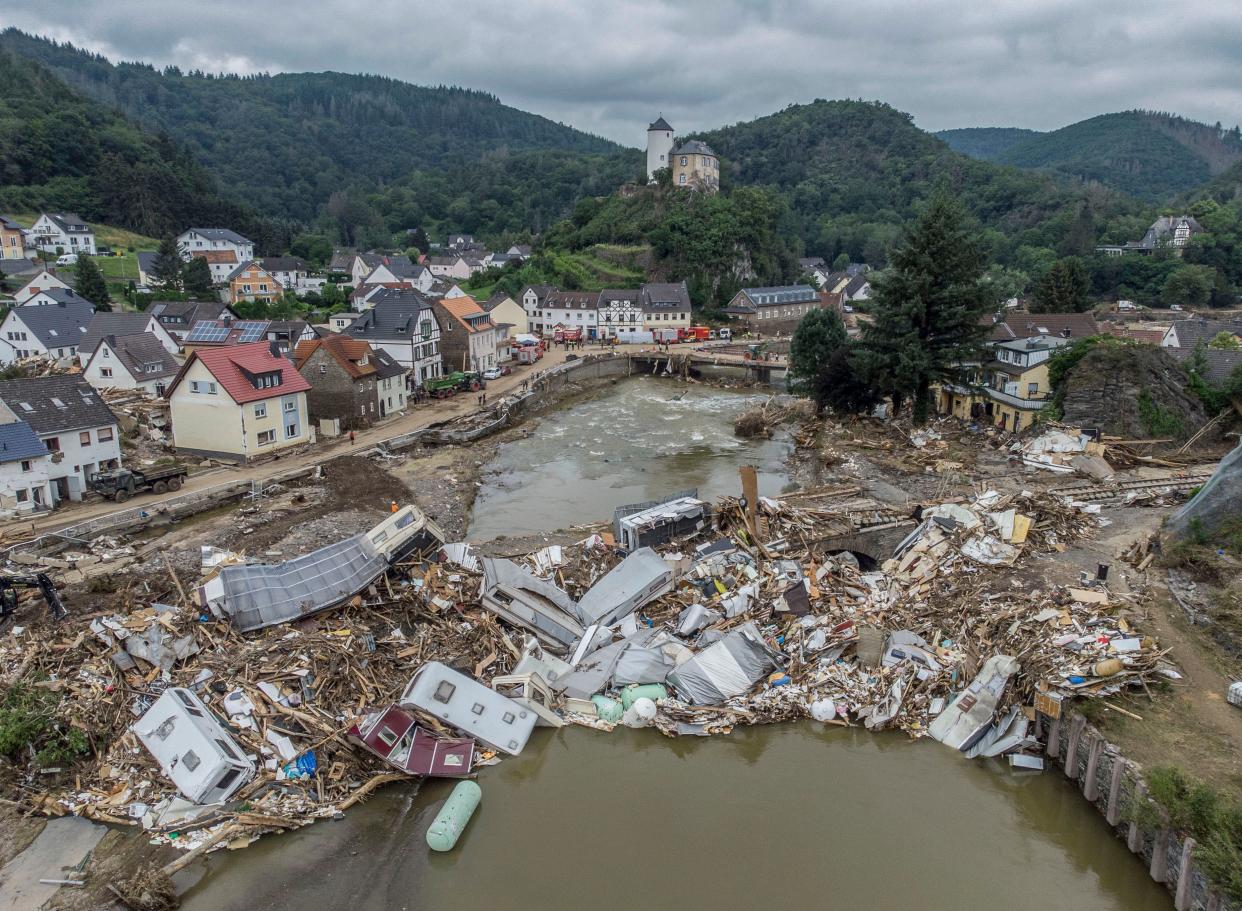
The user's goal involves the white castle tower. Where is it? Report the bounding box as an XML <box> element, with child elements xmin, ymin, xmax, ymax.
<box><xmin>646</xmin><ymin>115</ymin><xmax>674</xmax><ymax>183</ymax></box>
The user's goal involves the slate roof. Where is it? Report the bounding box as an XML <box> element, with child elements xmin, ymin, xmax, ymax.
<box><xmin>738</xmin><ymin>285</ymin><xmax>819</xmax><ymax>307</ymax></box>
<box><xmin>95</xmin><ymin>333</ymin><xmax>180</xmax><ymax>381</ymax></box>
<box><xmin>167</xmin><ymin>342</ymin><xmax>310</xmax><ymax>405</ymax></box>
<box><xmin>348</xmin><ymin>288</ymin><xmax>436</xmax><ymax>340</ymax></box>
<box><xmin>362</xmin><ymin>254</ymin><xmax>422</xmax><ymax>281</ymax></box>
<box><xmin>0</xmin><ymin>421</ymin><xmax>49</xmax><ymax>464</ymax></box>
<box><xmin>0</xmin><ymin>375</ymin><xmax>118</xmax><ymax>434</ymax></box>
<box><xmin>520</xmin><ymin>284</ymin><xmax>556</xmax><ymax>304</ymax></box>
<box><xmin>42</xmin><ymin>213</ymin><xmax>91</xmax><ymax>235</ymax></box>
<box><xmin>26</xmin><ymin>287</ymin><xmax>85</xmax><ymax>306</ymax></box>
<box><xmin>0</xmin><ymin>258</ymin><xmax>38</xmax><ymax>277</ymax></box>
<box><xmin>0</xmin><ymin>214</ymin><xmax>23</xmax><ymax>231</ymax></box>
<box><xmin>988</xmin><ymin>312</ymin><xmax>1099</xmax><ymax>342</ymax></box>
<box><xmin>328</xmin><ymin>249</ymin><xmax>356</xmax><ymax>271</ymax></box>
<box><xmin>599</xmin><ymin>289</ymin><xmax>639</xmax><ymax>304</ymax></box>
<box><xmin>8</xmin><ymin>299</ymin><xmax>95</xmax><ymax>349</ymax></box>
<box><xmin>136</xmin><ymin>252</ymin><xmax>158</xmax><ymax>277</ymax></box>
<box><xmin>145</xmin><ymin>300</ymin><xmax>235</xmax><ymax>329</ymax></box>
<box><xmin>1168</xmin><ymin>346</ymin><xmax>1242</xmax><ymax>387</ymax></box>
<box><xmin>184</xmin><ymin>228</ymin><xmax>252</xmax><ymax>245</ymax></box>
<box><xmin>483</xmin><ymin>292</ymin><xmax>517</xmax><ymax>311</ymax></box>
<box><xmin>799</xmin><ymin>257</ymin><xmax>827</xmax><ymax>271</ymax></box>
<box><xmin>648</xmin><ymin>116</ymin><xmax>673</xmax><ymax>132</ymax></box>
<box><xmin>672</xmin><ymin>140</ymin><xmax>716</xmax><ymax>157</ymax></box>
<box><xmin>259</xmin><ymin>256</ymin><xmax>307</xmax><ymax>274</ymax></box>
<box><xmin>546</xmin><ymin>291</ymin><xmax>598</xmax><ymax>311</ymax></box>
<box><xmin>79</xmin><ymin>312</ymin><xmax>154</xmax><ymax>359</ymax></box>
<box><xmin>1166</xmin><ymin>319</ymin><xmax>1242</xmax><ymax>349</ymax></box>
<box><xmin>371</xmin><ymin>348</ymin><xmax>407</xmax><ymax>380</ymax></box>
<box><xmin>642</xmin><ymin>281</ymin><xmax>691</xmax><ymax>312</ymax></box>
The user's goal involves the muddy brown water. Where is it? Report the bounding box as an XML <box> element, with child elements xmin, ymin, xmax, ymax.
<box><xmin>180</xmin><ymin>726</ymin><xmax>1170</xmax><ymax>911</ymax></box>
<box><xmin>465</xmin><ymin>375</ymin><xmax>793</xmax><ymax>540</ymax></box>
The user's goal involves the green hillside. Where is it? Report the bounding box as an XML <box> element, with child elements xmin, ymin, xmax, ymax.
<box><xmin>936</xmin><ymin>127</ymin><xmax>1041</xmax><ymax>161</ymax></box>
<box><xmin>0</xmin><ymin>49</ymin><xmax>288</xmax><ymax>248</ymax></box>
<box><xmin>0</xmin><ymin>29</ymin><xmax>626</xmax><ymax>222</ymax></box>
<box><xmin>995</xmin><ymin>112</ymin><xmax>1242</xmax><ymax>201</ymax></box>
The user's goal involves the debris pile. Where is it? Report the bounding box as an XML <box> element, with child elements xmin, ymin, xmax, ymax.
<box><xmin>0</xmin><ymin>485</ymin><xmax>1179</xmax><ymax>859</ymax></box>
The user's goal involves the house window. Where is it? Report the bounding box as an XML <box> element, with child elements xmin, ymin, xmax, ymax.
<box><xmin>285</xmin><ymin>422</ymin><xmax>297</xmax><ymax>439</ymax></box>
<box><xmin>97</xmin><ymin>427</ymin><xmax>114</xmax><ymax>443</ymax></box>
<box><xmin>189</xmin><ymin>381</ymin><xmax>218</xmax><ymax>395</ymax></box>
<box><xmin>20</xmin><ymin>460</ymin><xmax>32</xmax><ymax>472</ymax></box>
<box><xmin>79</xmin><ymin>431</ymin><xmax>91</xmax><ymax>446</ymax></box>
<box><xmin>256</xmin><ymin>429</ymin><xmax>276</xmax><ymax>446</ymax></box>
<box><xmin>284</xmin><ymin>399</ymin><xmax>296</xmax><ymax>412</ymax></box>
<box><xmin>1027</xmin><ymin>382</ymin><xmax>1039</xmax><ymax>396</ymax></box>
<box><xmin>377</xmin><ymin>726</ymin><xmax>399</xmax><ymax>746</ymax></box>
<box><xmin>45</xmin><ymin>437</ymin><xmax>59</xmax><ymax>452</ymax></box>
<box><xmin>101</xmin><ymin>367</ymin><xmax>113</xmax><ymax>378</ymax></box>
<box><xmin>679</xmin><ymin>174</ymin><xmax>687</xmax><ymax>185</ymax></box>
<box><xmin>15</xmin><ymin>489</ymin><xmax>28</xmax><ymax>503</ymax></box>
<box><xmin>254</xmin><ymin>403</ymin><xmax>267</xmax><ymax>419</ymax></box>
<box><xmin>680</xmin><ymin>156</ymin><xmax>688</xmax><ymax>166</ymax></box>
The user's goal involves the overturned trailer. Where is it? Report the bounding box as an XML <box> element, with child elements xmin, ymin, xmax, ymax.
<box><xmin>615</xmin><ymin>495</ymin><xmax>711</xmax><ymax>552</ymax></box>
<box><xmin>348</xmin><ymin>705</ymin><xmax>475</xmax><ymax>776</ymax></box>
<box><xmin>575</xmin><ymin>547</ymin><xmax>674</xmax><ymax>628</ymax></box>
<box><xmin>199</xmin><ymin>506</ymin><xmax>444</xmax><ymax>632</ymax></box>
<box><xmin>401</xmin><ymin>661</ymin><xmax>537</xmax><ymax>755</ymax></box>
<box><xmin>479</xmin><ymin>557</ymin><xmax>583</xmax><ymax>651</ymax></box>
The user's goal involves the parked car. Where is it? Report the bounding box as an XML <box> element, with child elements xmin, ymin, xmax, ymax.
<box><xmin>1169</xmin><ymin>304</ymin><xmax>1184</xmax><ymax>311</ymax></box>
<box><xmin>56</xmin><ymin>253</ymin><xmax>78</xmax><ymax>266</ymax></box>
<box><xmin>482</xmin><ymin>368</ymin><xmax>503</xmax><ymax>380</ymax></box>
<box><xmin>499</xmin><ymin>365</ymin><xmax>513</xmax><ymax>376</ymax></box>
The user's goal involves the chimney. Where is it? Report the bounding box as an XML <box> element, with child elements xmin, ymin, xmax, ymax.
<box><xmin>268</xmin><ymin>341</ymin><xmax>282</xmax><ymax>359</ymax></box>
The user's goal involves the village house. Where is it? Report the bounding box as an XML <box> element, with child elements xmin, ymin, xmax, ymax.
<box><xmin>294</xmin><ymin>335</ymin><xmax>407</xmax><ymax>430</ymax></box>
<box><xmin>136</xmin><ymin>252</ymin><xmax>160</xmax><ymax>288</ymax></box>
<box><xmin>0</xmin><ymin>297</ymin><xmax>95</xmax><ymax>365</ymax></box>
<box><xmin>226</xmin><ymin>261</ymin><xmax>283</xmax><ymax>304</ymax></box>
<box><xmin>820</xmin><ymin>271</ymin><xmax>872</xmax><ymax>304</ymax></box>
<box><xmin>432</xmin><ymin>296</ymin><xmax>499</xmax><ymax>374</ymax></box>
<box><xmin>425</xmin><ymin>254</ymin><xmax>476</xmax><ymax>280</ymax></box>
<box><xmin>258</xmin><ymin>256</ymin><xmax>310</xmax><ymax>290</ymax></box>
<box><xmin>507</xmin><ymin>244</ymin><xmax>533</xmax><ymax>259</ymax></box>
<box><xmin>177</xmin><ymin>229</ymin><xmax>255</xmax><ymax>283</ymax></box>
<box><xmin>671</xmin><ymin>140</ymin><xmax>720</xmax><ymax>191</ymax></box>
<box><xmin>347</xmin><ymin>288</ymin><xmax>443</xmax><ymax>385</ymax></box>
<box><xmin>77</xmin><ymin>311</ymin><xmax>180</xmax><ymax>366</ymax></box>
<box><xmin>539</xmin><ymin>291</ymin><xmax>599</xmax><ymax>338</ymax></box>
<box><xmin>83</xmin><ymin>334</ymin><xmax>180</xmax><ymax>396</ymax></box>
<box><xmin>14</xmin><ymin>269</ymin><xmax>72</xmax><ymax>304</ymax></box>
<box><xmin>166</xmin><ymin>342</ymin><xmax>312</xmax><ymax>462</ymax></box>
<box><xmin>482</xmin><ymin>291</ymin><xmax>528</xmax><ymax>336</ymax></box>
<box><xmin>19</xmin><ymin>286</ymin><xmax>89</xmax><ymax>310</ymax></box>
<box><xmin>361</xmin><ymin>255</ymin><xmax>431</xmax><ymax>289</ymax></box>
<box><xmin>1096</xmin><ymin>215</ymin><xmax>1205</xmax><ymax>257</ymax></box>
<box><xmin>597</xmin><ymin>289</ymin><xmax>644</xmax><ymax>340</ymax></box>
<box><xmin>0</xmin><ymin>420</ymin><xmax>51</xmax><ymax>514</ymax></box>
<box><xmin>520</xmin><ymin>285</ymin><xmax>556</xmax><ymax>333</ymax></box>
<box><xmin>181</xmin><ymin>319</ymin><xmax>313</xmax><ymax>357</ymax></box>
<box><xmin>723</xmin><ymin>285</ymin><xmax>823</xmax><ymax>333</ymax></box>
<box><xmin>30</xmin><ymin>213</ymin><xmax>96</xmax><ymax>255</ymax></box>
<box><xmin>1160</xmin><ymin>318</ymin><xmax>1242</xmax><ymax>349</ymax></box>
<box><xmin>144</xmin><ymin>300</ymin><xmax>238</xmax><ymax>341</ymax></box>
<box><xmin>329</xmin><ymin>312</ymin><xmax>360</xmax><ymax>333</ymax></box>
<box><xmin>0</xmin><ymin>215</ymin><xmax>29</xmax><ymax>261</ymax></box>
<box><xmin>0</xmin><ymin>375</ymin><xmax>122</xmax><ymax>503</ymax></box>
<box><xmin>642</xmin><ymin>282</ymin><xmax>692</xmax><ymax>332</ymax></box>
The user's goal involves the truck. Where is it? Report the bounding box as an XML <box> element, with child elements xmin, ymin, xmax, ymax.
<box><xmin>517</xmin><ymin>344</ymin><xmax>543</xmax><ymax>365</ymax></box>
<box><xmin>653</xmin><ymin>328</ymin><xmax>680</xmax><ymax>344</ymax></box>
<box><xmin>426</xmin><ymin>372</ymin><xmax>465</xmax><ymax>398</ymax></box>
<box><xmin>90</xmin><ymin>465</ymin><xmax>188</xmax><ymax>503</ymax></box>
<box><xmin>679</xmin><ymin>326</ymin><xmax>711</xmax><ymax>342</ymax></box>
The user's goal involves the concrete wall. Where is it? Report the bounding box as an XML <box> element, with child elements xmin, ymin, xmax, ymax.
<box><xmin>1048</xmin><ymin>710</ymin><xmax>1236</xmax><ymax>911</ymax></box>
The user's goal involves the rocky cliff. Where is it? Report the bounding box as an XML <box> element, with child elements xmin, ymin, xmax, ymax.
<box><xmin>1060</xmin><ymin>345</ymin><xmax>1206</xmax><ymax>440</ymax></box>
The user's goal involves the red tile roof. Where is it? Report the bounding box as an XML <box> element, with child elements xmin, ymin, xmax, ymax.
<box><xmin>436</xmin><ymin>295</ymin><xmax>494</xmax><ymax>333</ymax></box>
<box><xmin>193</xmin><ymin>250</ymin><xmax>239</xmax><ymax>265</ymax></box>
<box><xmin>294</xmin><ymin>335</ymin><xmax>378</xmax><ymax>379</ymax></box>
<box><xmin>167</xmin><ymin>342</ymin><xmax>310</xmax><ymax>404</ymax></box>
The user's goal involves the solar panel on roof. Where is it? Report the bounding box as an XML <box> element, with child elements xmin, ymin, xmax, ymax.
<box><xmin>236</xmin><ymin>321</ymin><xmax>269</xmax><ymax>343</ymax></box>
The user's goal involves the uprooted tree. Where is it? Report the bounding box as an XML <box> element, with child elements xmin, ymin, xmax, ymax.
<box><xmin>854</xmin><ymin>190</ymin><xmax>996</xmax><ymax>424</ymax></box>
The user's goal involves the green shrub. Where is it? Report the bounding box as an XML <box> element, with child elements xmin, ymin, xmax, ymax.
<box><xmin>0</xmin><ymin>683</ymin><xmax>90</xmax><ymax>768</ymax></box>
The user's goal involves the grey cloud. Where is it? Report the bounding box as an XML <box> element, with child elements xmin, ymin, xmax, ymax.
<box><xmin>6</xmin><ymin>0</ymin><xmax>1242</xmax><ymax>146</ymax></box>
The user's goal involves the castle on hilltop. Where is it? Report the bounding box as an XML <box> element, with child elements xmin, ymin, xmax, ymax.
<box><xmin>646</xmin><ymin>115</ymin><xmax>719</xmax><ymax>192</ymax></box>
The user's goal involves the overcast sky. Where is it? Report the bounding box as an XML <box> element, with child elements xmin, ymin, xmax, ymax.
<box><xmin>7</xmin><ymin>1</ymin><xmax>1241</xmax><ymax>146</ymax></box>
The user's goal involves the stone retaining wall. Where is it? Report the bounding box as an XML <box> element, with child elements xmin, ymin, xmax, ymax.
<box><xmin>1048</xmin><ymin>710</ymin><xmax>1234</xmax><ymax>910</ymax></box>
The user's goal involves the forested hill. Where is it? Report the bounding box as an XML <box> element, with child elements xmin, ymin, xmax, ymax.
<box><xmin>936</xmin><ymin>127</ymin><xmax>1041</xmax><ymax>161</ymax></box>
<box><xmin>973</xmin><ymin>112</ymin><xmax>1242</xmax><ymax>201</ymax></box>
<box><xmin>685</xmin><ymin>100</ymin><xmax>1142</xmax><ymax>266</ymax></box>
<box><xmin>0</xmin><ymin>50</ymin><xmax>288</xmax><ymax>248</ymax></box>
<box><xmin>0</xmin><ymin>29</ymin><xmax>625</xmax><ymax>221</ymax></box>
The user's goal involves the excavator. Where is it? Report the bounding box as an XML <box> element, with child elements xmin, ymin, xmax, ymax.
<box><xmin>0</xmin><ymin>573</ymin><xmax>66</xmax><ymax>622</ymax></box>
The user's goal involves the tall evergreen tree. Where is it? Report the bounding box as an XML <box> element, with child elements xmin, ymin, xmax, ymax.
<box><xmin>1032</xmin><ymin>257</ymin><xmax>1091</xmax><ymax>312</ymax></box>
<box><xmin>73</xmin><ymin>255</ymin><xmax>111</xmax><ymax>311</ymax></box>
<box><xmin>788</xmin><ymin>308</ymin><xmax>847</xmax><ymax>395</ymax></box>
<box><xmin>183</xmin><ymin>256</ymin><xmax>215</xmax><ymax>296</ymax></box>
<box><xmin>151</xmin><ymin>235</ymin><xmax>184</xmax><ymax>289</ymax></box>
<box><xmin>855</xmin><ymin>191</ymin><xmax>995</xmax><ymax>424</ymax></box>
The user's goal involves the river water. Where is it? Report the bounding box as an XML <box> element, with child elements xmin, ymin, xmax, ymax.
<box><xmin>180</xmin><ymin>377</ymin><xmax>1171</xmax><ymax>910</ymax></box>
<box><xmin>466</xmin><ymin>375</ymin><xmax>793</xmax><ymax>540</ymax></box>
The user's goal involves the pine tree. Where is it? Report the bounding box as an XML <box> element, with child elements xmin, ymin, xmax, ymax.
<box><xmin>789</xmin><ymin>308</ymin><xmax>847</xmax><ymax>395</ymax></box>
<box><xmin>855</xmin><ymin>191</ymin><xmax>995</xmax><ymax>424</ymax></box>
<box><xmin>1032</xmin><ymin>258</ymin><xmax>1091</xmax><ymax>313</ymax></box>
<box><xmin>152</xmin><ymin>235</ymin><xmax>184</xmax><ymax>289</ymax></box>
<box><xmin>73</xmin><ymin>256</ymin><xmax>112</xmax><ymax>311</ymax></box>
<box><xmin>183</xmin><ymin>256</ymin><xmax>215</xmax><ymax>296</ymax></box>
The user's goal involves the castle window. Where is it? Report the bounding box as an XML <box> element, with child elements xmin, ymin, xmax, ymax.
<box><xmin>680</xmin><ymin>156</ymin><xmax>687</xmax><ymax>166</ymax></box>
<box><xmin>679</xmin><ymin>174</ymin><xmax>687</xmax><ymax>185</ymax></box>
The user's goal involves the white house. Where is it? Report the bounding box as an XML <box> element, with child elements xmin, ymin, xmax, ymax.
<box><xmin>0</xmin><ymin>420</ymin><xmax>52</xmax><ymax>514</ymax></box>
<box><xmin>77</xmin><ymin>311</ymin><xmax>180</xmax><ymax>367</ymax></box>
<box><xmin>20</xmin><ymin>287</ymin><xmax>90</xmax><ymax>309</ymax></box>
<box><xmin>0</xmin><ymin>375</ymin><xmax>122</xmax><ymax>504</ymax></box>
<box><xmin>83</xmin><ymin>334</ymin><xmax>181</xmax><ymax>396</ymax></box>
<box><xmin>0</xmin><ymin>298</ymin><xmax>95</xmax><ymax>366</ymax></box>
<box><xmin>258</xmin><ymin>256</ymin><xmax>309</xmax><ymax>290</ymax></box>
<box><xmin>597</xmin><ymin>289</ymin><xmax>643</xmax><ymax>340</ymax></box>
<box><xmin>425</xmin><ymin>254</ymin><xmax>476</xmax><ymax>280</ymax></box>
<box><xmin>346</xmin><ymin>287</ymin><xmax>443</xmax><ymax>385</ymax></box>
<box><xmin>520</xmin><ymin>285</ymin><xmax>557</xmax><ymax>333</ymax></box>
<box><xmin>30</xmin><ymin>213</ymin><xmax>96</xmax><ymax>255</ymax></box>
<box><xmin>177</xmin><ymin>229</ymin><xmax>256</xmax><ymax>284</ymax></box>
<box><xmin>14</xmin><ymin>269</ymin><xmax>72</xmax><ymax>304</ymax></box>
<box><xmin>541</xmin><ymin>290</ymin><xmax>599</xmax><ymax>337</ymax></box>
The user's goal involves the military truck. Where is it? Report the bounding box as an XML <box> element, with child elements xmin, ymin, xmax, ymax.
<box><xmin>90</xmin><ymin>465</ymin><xmax>188</xmax><ymax>503</ymax></box>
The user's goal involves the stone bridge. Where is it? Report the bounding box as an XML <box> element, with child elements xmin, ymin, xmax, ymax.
<box><xmin>626</xmin><ymin>349</ymin><xmax>789</xmax><ymax>384</ymax></box>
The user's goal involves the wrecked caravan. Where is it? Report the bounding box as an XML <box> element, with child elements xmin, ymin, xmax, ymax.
<box><xmin>615</xmin><ymin>496</ymin><xmax>711</xmax><ymax>552</ymax></box>
<box><xmin>400</xmin><ymin>661</ymin><xmax>537</xmax><ymax>755</ymax></box>
<box><xmin>348</xmin><ymin>705</ymin><xmax>475</xmax><ymax>776</ymax></box>
<box><xmin>666</xmin><ymin>622</ymin><xmax>782</xmax><ymax>705</ymax></box>
<box><xmin>575</xmin><ymin>547</ymin><xmax>674</xmax><ymax>628</ymax></box>
<box><xmin>479</xmin><ymin>557</ymin><xmax>583</xmax><ymax>650</ymax></box>
<box><xmin>200</xmin><ymin>505</ymin><xmax>444</xmax><ymax>632</ymax></box>
<box><xmin>132</xmin><ymin>688</ymin><xmax>254</xmax><ymax>805</ymax></box>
